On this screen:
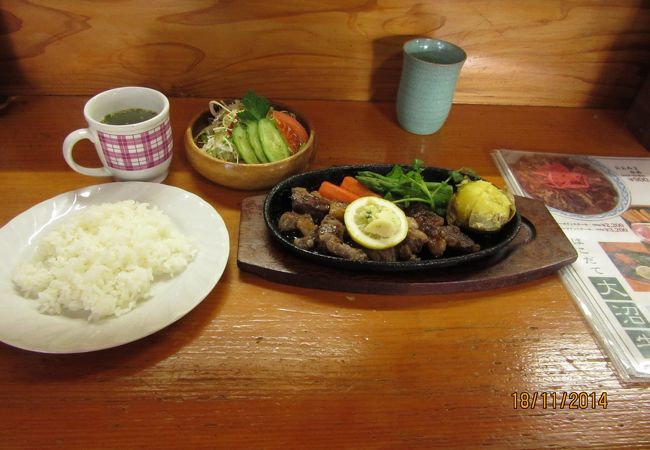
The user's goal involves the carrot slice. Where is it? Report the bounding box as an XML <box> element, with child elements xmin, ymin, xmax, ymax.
<box><xmin>318</xmin><ymin>181</ymin><xmax>359</xmax><ymax>203</ymax></box>
<box><xmin>341</xmin><ymin>176</ymin><xmax>381</xmax><ymax>198</ymax></box>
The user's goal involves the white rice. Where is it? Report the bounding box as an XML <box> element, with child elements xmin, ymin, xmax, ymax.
<box><xmin>12</xmin><ymin>200</ymin><xmax>197</xmax><ymax>321</ymax></box>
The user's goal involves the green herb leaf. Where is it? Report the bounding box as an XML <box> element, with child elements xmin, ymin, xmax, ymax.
<box><xmin>237</xmin><ymin>90</ymin><xmax>270</xmax><ymax>123</ymax></box>
<box><xmin>355</xmin><ymin>160</ymin><xmax>474</xmax><ymax>216</ymax></box>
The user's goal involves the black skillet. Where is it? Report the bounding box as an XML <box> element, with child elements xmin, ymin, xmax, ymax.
<box><xmin>263</xmin><ymin>164</ymin><xmax>521</xmax><ymax>272</ymax></box>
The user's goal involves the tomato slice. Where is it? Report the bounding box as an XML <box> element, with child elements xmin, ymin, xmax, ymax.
<box><xmin>271</xmin><ymin>110</ymin><xmax>309</xmax><ymax>153</ymax></box>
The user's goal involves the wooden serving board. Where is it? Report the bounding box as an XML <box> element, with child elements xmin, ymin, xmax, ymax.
<box><xmin>237</xmin><ymin>195</ymin><xmax>577</xmax><ymax>295</ymax></box>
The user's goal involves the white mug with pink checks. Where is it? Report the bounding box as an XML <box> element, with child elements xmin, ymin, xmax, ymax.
<box><xmin>63</xmin><ymin>86</ymin><xmax>173</xmax><ymax>183</ymax></box>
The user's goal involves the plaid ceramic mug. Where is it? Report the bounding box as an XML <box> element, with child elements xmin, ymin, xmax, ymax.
<box><xmin>63</xmin><ymin>87</ymin><xmax>173</xmax><ymax>183</ymax></box>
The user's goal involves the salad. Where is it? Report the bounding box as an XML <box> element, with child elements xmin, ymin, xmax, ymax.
<box><xmin>195</xmin><ymin>91</ymin><xmax>309</xmax><ymax>164</ymax></box>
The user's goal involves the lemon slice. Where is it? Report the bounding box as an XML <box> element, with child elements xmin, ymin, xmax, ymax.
<box><xmin>636</xmin><ymin>265</ymin><xmax>650</xmax><ymax>281</ymax></box>
<box><xmin>344</xmin><ymin>197</ymin><xmax>408</xmax><ymax>250</ymax></box>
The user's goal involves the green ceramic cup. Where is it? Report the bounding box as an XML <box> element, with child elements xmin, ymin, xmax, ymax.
<box><xmin>396</xmin><ymin>38</ymin><xmax>467</xmax><ymax>135</ymax></box>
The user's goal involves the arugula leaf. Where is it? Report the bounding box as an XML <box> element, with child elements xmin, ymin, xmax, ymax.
<box><xmin>237</xmin><ymin>90</ymin><xmax>270</xmax><ymax>123</ymax></box>
<box><xmin>355</xmin><ymin>160</ymin><xmax>472</xmax><ymax>216</ymax></box>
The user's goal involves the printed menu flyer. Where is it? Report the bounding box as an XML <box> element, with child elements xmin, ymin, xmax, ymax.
<box><xmin>493</xmin><ymin>149</ymin><xmax>650</xmax><ymax>381</ymax></box>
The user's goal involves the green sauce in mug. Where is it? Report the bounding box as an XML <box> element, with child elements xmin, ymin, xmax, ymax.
<box><xmin>101</xmin><ymin>108</ymin><xmax>158</xmax><ymax>125</ymax></box>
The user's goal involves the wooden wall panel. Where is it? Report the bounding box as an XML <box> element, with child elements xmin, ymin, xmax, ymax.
<box><xmin>0</xmin><ymin>0</ymin><xmax>649</xmax><ymax>107</ymax></box>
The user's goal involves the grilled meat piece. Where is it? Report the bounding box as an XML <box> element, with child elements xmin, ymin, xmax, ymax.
<box><xmin>408</xmin><ymin>205</ymin><xmax>445</xmax><ymax>233</ymax></box>
<box><xmin>364</xmin><ymin>218</ymin><xmax>429</xmax><ymax>262</ymax></box>
<box><xmin>406</xmin><ymin>207</ymin><xmax>448</xmax><ymax>257</ymax></box>
<box><xmin>317</xmin><ymin>215</ymin><xmax>368</xmax><ymax>261</ymax></box>
<box><xmin>318</xmin><ymin>214</ymin><xmax>345</xmax><ymax>239</ymax></box>
<box><xmin>427</xmin><ymin>235</ymin><xmax>448</xmax><ymax>257</ymax></box>
<box><xmin>278</xmin><ymin>211</ymin><xmax>304</xmax><ymax>232</ymax></box>
<box><xmin>396</xmin><ymin>218</ymin><xmax>430</xmax><ymax>260</ymax></box>
<box><xmin>426</xmin><ymin>225</ymin><xmax>481</xmax><ymax>255</ymax></box>
<box><xmin>278</xmin><ymin>211</ymin><xmax>317</xmax><ymax>236</ymax></box>
<box><xmin>297</xmin><ymin>215</ymin><xmax>317</xmax><ymax>237</ymax></box>
<box><xmin>294</xmin><ymin>235</ymin><xmax>316</xmax><ymax>250</ymax></box>
<box><xmin>290</xmin><ymin>187</ymin><xmax>330</xmax><ymax>220</ymax></box>
<box><xmin>365</xmin><ymin>247</ymin><xmax>397</xmax><ymax>262</ymax></box>
<box><xmin>328</xmin><ymin>201</ymin><xmax>348</xmax><ymax>221</ymax></box>
<box><xmin>278</xmin><ymin>211</ymin><xmax>318</xmax><ymax>250</ymax></box>
<box><xmin>440</xmin><ymin>225</ymin><xmax>481</xmax><ymax>253</ymax></box>
<box><xmin>408</xmin><ymin>205</ymin><xmax>480</xmax><ymax>256</ymax></box>
<box><xmin>322</xmin><ymin>238</ymin><xmax>368</xmax><ymax>261</ymax></box>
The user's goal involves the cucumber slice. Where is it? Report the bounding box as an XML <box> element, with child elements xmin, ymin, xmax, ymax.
<box><xmin>258</xmin><ymin>118</ymin><xmax>290</xmax><ymax>162</ymax></box>
<box><xmin>246</xmin><ymin>121</ymin><xmax>269</xmax><ymax>163</ymax></box>
<box><xmin>232</xmin><ymin>123</ymin><xmax>260</xmax><ymax>164</ymax></box>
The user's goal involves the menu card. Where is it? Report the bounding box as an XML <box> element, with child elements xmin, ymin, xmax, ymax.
<box><xmin>493</xmin><ymin>149</ymin><xmax>650</xmax><ymax>381</ymax></box>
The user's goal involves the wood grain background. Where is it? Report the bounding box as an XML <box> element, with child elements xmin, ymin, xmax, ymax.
<box><xmin>1</xmin><ymin>1</ymin><xmax>649</xmax><ymax>107</ymax></box>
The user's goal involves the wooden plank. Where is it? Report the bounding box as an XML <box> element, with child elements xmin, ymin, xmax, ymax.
<box><xmin>1</xmin><ymin>1</ymin><xmax>649</xmax><ymax>107</ymax></box>
<box><xmin>626</xmin><ymin>74</ymin><xmax>650</xmax><ymax>150</ymax></box>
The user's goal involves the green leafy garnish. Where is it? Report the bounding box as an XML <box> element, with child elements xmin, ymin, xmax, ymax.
<box><xmin>237</xmin><ymin>90</ymin><xmax>270</xmax><ymax>123</ymax></box>
<box><xmin>355</xmin><ymin>160</ymin><xmax>473</xmax><ymax>216</ymax></box>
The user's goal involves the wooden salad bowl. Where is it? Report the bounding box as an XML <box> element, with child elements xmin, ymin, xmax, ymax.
<box><xmin>184</xmin><ymin>104</ymin><xmax>316</xmax><ymax>190</ymax></box>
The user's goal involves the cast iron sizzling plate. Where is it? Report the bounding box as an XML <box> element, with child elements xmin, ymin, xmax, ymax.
<box><xmin>263</xmin><ymin>164</ymin><xmax>521</xmax><ymax>272</ymax></box>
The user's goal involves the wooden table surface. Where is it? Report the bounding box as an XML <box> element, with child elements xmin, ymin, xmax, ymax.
<box><xmin>1</xmin><ymin>96</ymin><xmax>649</xmax><ymax>449</ymax></box>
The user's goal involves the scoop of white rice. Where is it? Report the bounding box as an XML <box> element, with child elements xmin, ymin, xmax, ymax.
<box><xmin>12</xmin><ymin>200</ymin><xmax>197</xmax><ymax>321</ymax></box>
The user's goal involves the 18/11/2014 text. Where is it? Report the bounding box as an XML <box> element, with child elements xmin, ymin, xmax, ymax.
<box><xmin>512</xmin><ymin>391</ymin><xmax>608</xmax><ymax>410</ymax></box>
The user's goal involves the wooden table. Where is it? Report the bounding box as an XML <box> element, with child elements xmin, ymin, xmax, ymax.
<box><xmin>1</xmin><ymin>96</ymin><xmax>649</xmax><ymax>449</ymax></box>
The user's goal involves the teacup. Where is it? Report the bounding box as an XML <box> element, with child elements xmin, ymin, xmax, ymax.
<box><xmin>63</xmin><ymin>86</ymin><xmax>173</xmax><ymax>183</ymax></box>
<box><xmin>396</xmin><ymin>38</ymin><xmax>467</xmax><ymax>135</ymax></box>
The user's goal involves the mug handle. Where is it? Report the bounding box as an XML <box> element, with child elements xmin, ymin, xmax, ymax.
<box><xmin>62</xmin><ymin>128</ymin><xmax>111</xmax><ymax>177</ymax></box>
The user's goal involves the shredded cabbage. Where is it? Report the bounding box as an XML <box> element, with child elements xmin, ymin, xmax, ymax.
<box><xmin>196</xmin><ymin>99</ymin><xmax>243</xmax><ymax>163</ymax></box>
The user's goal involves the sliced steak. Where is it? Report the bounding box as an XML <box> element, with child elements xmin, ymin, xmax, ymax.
<box><xmin>328</xmin><ymin>201</ymin><xmax>348</xmax><ymax>221</ymax></box>
<box><xmin>426</xmin><ymin>235</ymin><xmax>448</xmax><ymax>257</ymax></box>
<box><xmin>365</xmin><ymin>247</ymin><xmax>397</xmax><ymax>262</ymax></box>
<box><xmin>408</xmin><ymin>205</ymin><xmax>445</xmax><ymax>234</ymax></box>
<box><xmin>408</xmin><ymin>206</ymin><xmax>480</xmax><ymax>256</ymax></box>
<box><xmin>290</xmin><ymin>187</ymin><xmax>330</xmax><ymax>220</ymax></box>
<box><xmin>426</xmin><ymin>225</ymin><xmax>480</xmax><ymax>255</ymax></box>
<box><xmin>278</xmin><ymin>211</ymin><xmax>303</xmax><ymax>232</ymax></box>
<box><xmin>438</xmin><ymin>225</ymin><xmax>481</xmax><ymax>253</ymax></box>
<box><xmin>278</xmin><ymin>211</ymin><xmax>318</xmax><ymax>250</ymax></box>
<box><xmin>317</xmin><ymin>215</ymin><xmax>368</xmax><ymax>261</ymax></box>
<box><xmin>396</xmin><ymin>218</ymin><xmax>430</xmax><ymax>260</ymax></box>
<box><xmin>294</xmin><ymin>235</ymin><xmax>316</xmax><ymax>250</ymax></box>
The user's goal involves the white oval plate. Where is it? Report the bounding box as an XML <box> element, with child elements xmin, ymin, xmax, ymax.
<box><xmin>0</xmin><ymin>182</ymin><xmax>229</xmax><ymax>353</ymax></box>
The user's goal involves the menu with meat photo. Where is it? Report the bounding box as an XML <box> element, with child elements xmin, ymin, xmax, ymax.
<box><xmin>494</xmin><ymin>149</ymin><xmax>650</xmax><ymax>381</ymax></box>
<box><xmin>498</xmin><ymin>152</ymin><xmax>631</xmax><ymax>220</ymax></box>
<box><xmin>599</xmin><ymin>242</ymin><xmax>650</xmax><ymax>292</ymax></box>
<box><xmin>622</xmin><ymin>207</ymin><xmax>650</xmax><ymax>244</ymax></box>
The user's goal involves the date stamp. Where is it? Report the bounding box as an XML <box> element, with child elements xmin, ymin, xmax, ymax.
<box><xmin>512</xmin><ymin>391</ymin><xmax>608</xmax><ymax>410</ymax></box>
